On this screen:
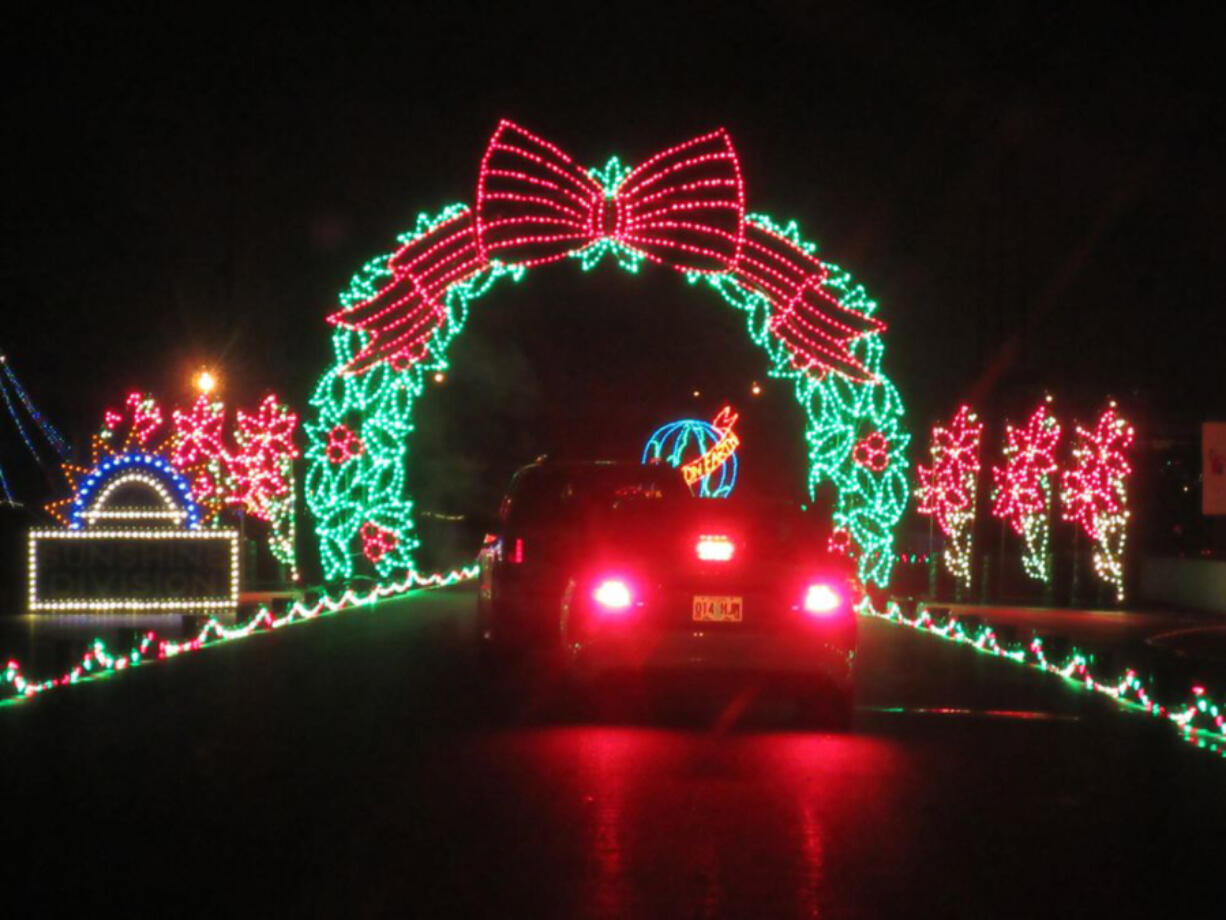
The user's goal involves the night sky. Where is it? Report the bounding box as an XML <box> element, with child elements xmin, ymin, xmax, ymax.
<box><xmin>1</xmin><ymin>4</ymin><xmax>1221</xmax><ymax>507</ymax></box>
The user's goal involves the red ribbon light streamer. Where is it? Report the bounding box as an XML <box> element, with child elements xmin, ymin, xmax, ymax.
<box><xmin>681</xmin><ymin>406</ymin><xmax>741</xmax><ymax>487</ymax></box>
<box><xmin>329</xmin><ymin>120</ymin><xmax>884</xmax><ymax>381</ymax></box>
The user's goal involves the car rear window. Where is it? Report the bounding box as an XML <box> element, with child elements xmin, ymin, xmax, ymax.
<box><xmin>503</xmin><ymin>465</ymin><xmax>689</xmax><ymax>527</ymax></box>
<box><xmin>677</xmin><ymin>497</ymin><xmax>833</xmax><ymax>553</ymax></box>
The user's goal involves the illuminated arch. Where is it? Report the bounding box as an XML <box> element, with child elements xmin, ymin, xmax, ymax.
<box><xmin>69</xmin><ymin>453</ymin><xmax>201</xmax><ymax>530</ymax></box>
<box><xmin>305</xmin><ymin>121</ymin><xmax>910</xmax><ymax>586</ymax></box>
<box><xmin>82</xmin><ymin>470</ymin><xmax>189</xmax><ymax>527</ymax></box>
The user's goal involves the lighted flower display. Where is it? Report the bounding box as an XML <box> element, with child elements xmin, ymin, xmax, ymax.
<box><xmin>917</xmin><ymin>405</ymin><xmax>982</xmax><ymax>592</ymax></box>
<box><xmin>991</xmin><ymin>401</ymin><xmax>1061</xmax><ymax>584</ymax></box>
<box><xmin>1061</xmin><ymin>404</ymin><xmax>1134</xmax><ymax>601</ymax></box>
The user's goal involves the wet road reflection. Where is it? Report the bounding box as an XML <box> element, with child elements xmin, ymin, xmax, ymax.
<box><xmin>459</xmin><ymin>726</ymin><xmax>909</xmax><ymax>918</ymax></box>
<box><xmin>4</xmin><ymin>585</ymin><xmax>1225</xmax><ymax>917</ymax></box>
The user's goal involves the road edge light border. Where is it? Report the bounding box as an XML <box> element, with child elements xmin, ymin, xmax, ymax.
<box><xmin>859</xmin><ymin>597</ymin><xmax>1226</xmax><ymax>760</ymax></box>
<box><xmin>305</xmin><ymin>119</ymin><xmax>911</xmax><ymax>588</ymax></box>
<box><xmin>4</xmin><ymin>564</ymin><xmax>477</xmax><ymax>705</ymax></box>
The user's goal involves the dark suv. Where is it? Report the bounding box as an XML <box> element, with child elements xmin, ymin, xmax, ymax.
<box><xmin>477</xmin><ymin>459</ymin><xmax>858</xmax><ymax>723</ymax></box>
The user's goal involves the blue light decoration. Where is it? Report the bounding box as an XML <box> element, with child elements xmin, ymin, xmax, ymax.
<box><xmin>643</xmin><ymin>406</ymin><xmax>740</xmax><ymax>498</ymax></box>
<box><xmin>67</xmin><ymin>453</ymin><xmax>202</xmax><ymax>530</ymax></box>
<box><xmin>0</xmin><ymin>465</ymin><xmax>13</xmax><ymax>507</ymax></box>
<box><xmin>0</xmin><ymin>350</ymin><xmax>70</xmax><ymax>505</ymax></box>
<box><xmin>36</xmin><ymin>433</ymin><xmax>236</xmax><ymax>613</ymax></box>
<box><xmin>1</xmin><ymin>354</ymin><xmax>70</xmax><ymax>459</ymax></box>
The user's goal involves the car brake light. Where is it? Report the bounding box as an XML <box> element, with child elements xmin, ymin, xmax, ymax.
<box><xmin>592</xmin><ymin>578</ymin><xmax>633</xmax><ymax>611</ymax></box>
<box><xmin>511</xmin><ymin>538</ymin><xmax>524</xmax><ymax>564</ymax></box>
<box><xmin>696</xmin><ymin>534</ymin><xmax>735</xmax><ymax>562</ymax></box>
<box><xmin>803</xmin><ymin>582</ymin><xmax>842</xmax><ymax>616</ymax></box>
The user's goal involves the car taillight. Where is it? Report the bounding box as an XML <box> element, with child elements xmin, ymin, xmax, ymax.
<box><xmin>592</xmin><ymin>578</ymin><xmax>633</xmax><ymax>612</ymax></box>
<box><xmin>696</xmin><ymin>534</ymin><xmax>735</xmax><ymax>562</ymax></box>
<box><xmin>803</xmin><ymin>582</ymin><xmax>842</xmax><ymax>616</ymax></box>
<box><xmin>511</xmin><ymin>538</ymin><xmax>524</xmax><ymax>564</ymax></box>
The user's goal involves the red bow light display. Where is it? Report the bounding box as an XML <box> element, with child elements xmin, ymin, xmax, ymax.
<box><xmin>475</xmin><ymin>121</ymin><xmax>744</xmax><ymax>272</ymax></box>
<box><xmin>330</xmin><ymin>120</ymin><xmax>884</xmax><ymax>381</ymax></box>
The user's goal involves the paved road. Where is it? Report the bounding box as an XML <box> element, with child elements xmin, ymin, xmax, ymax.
<box><xmin>935</xmin><ymin>601</ymin><xmax>1226</xmax><ymax>687</ymax></box>
<box><xmin>3</xmin><ymin>585</ymin><xmax>1223</xmax><ymax>918</ymax></box>
<box><xmin>942</xmin><ymin>601</ymin><xmax>1225</xmax><ymax>651</ymax></box>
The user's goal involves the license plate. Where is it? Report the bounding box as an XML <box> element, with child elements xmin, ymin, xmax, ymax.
<box><xmin>692</xmin><ymin>595</ymin><xmax>743</xmax><ymax>623</ymax></box>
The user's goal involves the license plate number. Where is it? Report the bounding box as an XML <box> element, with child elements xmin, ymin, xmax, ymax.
<box><xmin>692</xmin><ymin>595</ymin><xmax>743</xmax><ymax>623</ymax></box>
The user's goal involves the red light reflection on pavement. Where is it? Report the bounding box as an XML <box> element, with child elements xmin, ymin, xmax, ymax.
<box><xmin>796</xmin><ymin>800</ymin><xmax>824</xmax><ymax>920</ymax></box>
<box><xmin>764</xmin><ymin>733</ymin><xmax>912</xmax><ymax>917</ymax></box>
<box><xmin>580</xmin><ymin>729</ymin><xmax>631</xmax><ymax>919</ymax></box>
<box><xmin>508</xmin><ymin>727</ymin><xmax>909</xmax><ymax>918</ymax></box>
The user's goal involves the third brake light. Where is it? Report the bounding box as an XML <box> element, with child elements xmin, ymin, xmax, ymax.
<box><xmin>696</xmin><ymin>534</ymin><xmax>735</xmax><ymax>562</ymax></box>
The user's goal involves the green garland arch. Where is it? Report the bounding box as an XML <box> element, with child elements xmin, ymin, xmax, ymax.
<box><xmin>306</xmin><ymin>166</ymin><xmax>909</xmax><ymax>587</ymax></box>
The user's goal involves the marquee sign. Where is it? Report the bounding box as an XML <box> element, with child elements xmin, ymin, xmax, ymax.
<box><xmin>29</xmin><ymin>529</ymin><xmax>239</xmax><ymax>611</ymax></box>
<box><xmin>31</xmin><ymin>442</ymin><xmax>238</xmax><ymax>612</ymax></box>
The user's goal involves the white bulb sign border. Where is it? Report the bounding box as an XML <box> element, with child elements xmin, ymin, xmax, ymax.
<box><xmin>28</xmin><ymin>528</ymin><xmax>239</xmax><ymax>612</ymax></box>
<box><xmin>29</xmin><ymin>445</ymin><xmax>239</xmax><ymax>614</ymax></box>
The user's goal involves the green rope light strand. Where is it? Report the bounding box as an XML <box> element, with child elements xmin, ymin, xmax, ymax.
<box><xmin>305</xmin><ymin>206</ymin><xmax>523</xmax><ymax>580</ymax></box>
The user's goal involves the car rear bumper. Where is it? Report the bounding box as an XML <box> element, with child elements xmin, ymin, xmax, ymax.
<box><xmin>567</xmin><ymin>627</ymin><xmax>855</xmax><ymax>691</ymax></box>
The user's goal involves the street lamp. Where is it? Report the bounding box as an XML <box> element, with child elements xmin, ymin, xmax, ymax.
<box><xmin>195</xmin><ymin>369</ymin><xmax>218</xmax><ymax>395</ymax></box>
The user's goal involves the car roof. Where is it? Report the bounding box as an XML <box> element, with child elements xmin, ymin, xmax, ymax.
<box><xmin>510</xmin><ymin>459</ymin><xmax>677</xmax><ymax>483</ymax></box>
<box><xmin>502</xmin><ymin>460</ymin><xmax>689</xmax><ymax>519</ymax></box>
<box><xmin>515</xmin><ymin>459</ymin><xmax>652</xmax><ymax>473</ymax></box>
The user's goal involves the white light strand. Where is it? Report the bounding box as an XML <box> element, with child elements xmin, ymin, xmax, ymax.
<box><xmin>28</xmin><ymin>529</ymin><xmax>239</xmax><ymax>613</ymax></box>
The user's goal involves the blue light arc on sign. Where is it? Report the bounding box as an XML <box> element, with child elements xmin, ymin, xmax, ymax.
<box><xmin>70</xmin><ymin>452</ymin><xmax>202</xmax><ymax>530</ymax></box>
<box><xmin>642</xmin><ymin>419</ymin><xmax>738</xmax><ymax>498</ymax></box>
